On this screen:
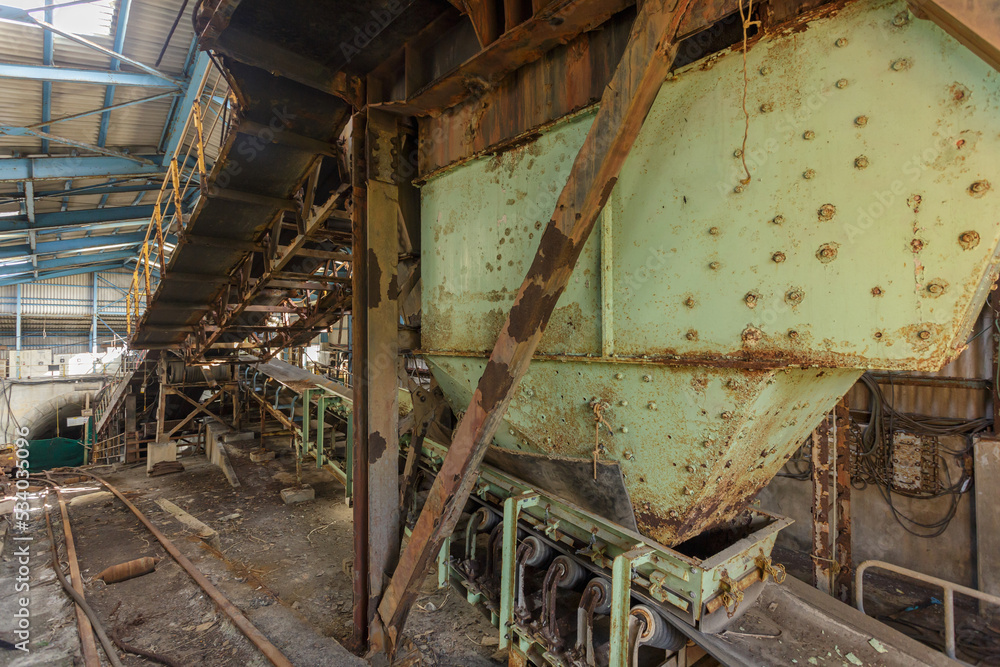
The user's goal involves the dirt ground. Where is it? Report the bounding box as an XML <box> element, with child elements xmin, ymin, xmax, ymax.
<box><xmin>3</xmin><ymin>435</ymin><xmax>505</xmax><ymax>666</ymax></box>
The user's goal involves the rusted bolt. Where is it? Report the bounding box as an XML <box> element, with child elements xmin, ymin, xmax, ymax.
<box><xmin>788</xmin><ymin>330</ymin><xmax>799</xmax><ymax>339</ymax></box>
<box><xmin>734</xmin><ymin>184</ymin><xmax>745</xmax><ymax>193</ymax></box>
<box><xmin>910</xmin><ymin>238</ymin><xmax>924</xmax><ymax>253</ymax></box>
<box><xmin>855</xmin><ymin>115</ymin><xmax>869</xmax><ymax>127</ymax></box>
<box><xmin>803</xmin><ymin>130</ymin><xmax>815</xmax><ymax>140</ymax></box>
<box><xmin>709</xmin><ymin>261</ymin><xmax>721</xmax><ymax>270</ymax></box>
<box><xmin>835</xmin><ymin>37</ymin><xmax>848</xmax><ymax>47</ymax></box>
<box><xmin>742</xmin><ymin>326</ymin><xmax>763</xmax><ymax>344</ymax></box>
<box><xmin>624</xmin><ymin>450</ymin><xmax>634</xmax><ymax>460</ymax></box>
<box><xmin>874</xmin><ymin>331</ymin><xmax>883</xmax><ymax>339</ymax></box>
<box><xmin>684</xmin><ymin>296</ymin><xmax>696</xmax><ymax>308</ymax></box>
<box><xmin>786</xmin><ymin>289</ymin><xmax>804</xmax><ymax>305</ymax></box>
<box><xmin>891</xmin><ymin>58</ymin><xmax>910</xmax><ymax>71</ymax></box>
<box><xmin>534</xmin><ymin>221</ymin><xmax>542</xmax><ymax>230</ymax></box>
<box><xmin>508</xmin><ymin>429</ymin><xmax>515</xmax><ymax>435</ymax></box>
<box><xmin>836</xmin><ymin>78</ymin><xmax>849</xmax><ymax>89</ymax></box>
<box><xmin>620</xmin><ymin>426</ymin><xmax>629</xmax><ymax>434</ymax></box>
<box><xmin>855</xmin><ymin>156</ymin><xmax>869</xmax><ymax>169</ymax></box>
<box><xmin>772</xmin><ymin>215</ymin><xmax>785</xmax><ymax>225</ymax></box>
<box><xmin>686</xmin><ymin>465</ymin><xmax>696</xmax><ymax>473</ymax></box>
<box><xmin>871</xmin><ymin>286</ymin><xmax>883</xmax><ymax>296</ymax></box>
<box><xmin>684</xmin><ymin>487</ymin><xmax>694</xmax><ymax>496</ymax></box>
<box><xmin>759</xmin><ymin>65</ymin><xmax>771</xmax><ymax>75</ymax></box>
<box><xmin>772</xmin><ymin>252</ymin><xmax>786</xmax><ymax>263</ymax></box>
<box><xmin>720</xmin><ymin>411</ymin><xmax>733</xmax><ymax>420</ymax></box>
<box><xmin>642</xmin><ymin>501</ymin><xmax>651</xmax><ymax>511</ymax></box>
<box><xmin>760</xmin><ymin>102</ymin><xmax>774</xmax><ymax>113</ymax></box>
<box><xmin>614</xmin><ymin>372</ymin><xmax>624</xmax><ymax>380</ymax></box>
<box><xmin>643</xmin><ymin>374</ymin><xmax>652</xmax><ymax>383</ymax></box>
<box><xmin>545</xmin><ymin>436</ymin><xmax>553</xmax><ymax>443</ymax></box>
<box><xmin>927</xmin><ymin>282</ymin><xmax>946</xmax><ymax>296</ymax></box>
<box><xmin>970</xmin><ymin>180</ymin><xmax>990</xmax><ymax>196</ymax></box>
<box><xmin>918</xmin><ymin>330</ymin><xmax>931</xmax><ymax>340</ymax></box>
<box><xmin>818</xmin><ymin>204</ymin><xmax>837</xmax><ymax>221</ymax></box>
<box><xmin>620</xmin><ymin>400</ymin><xmax>629</xmax><ymax>407</ymax></box>
<box><xmin>744</xmin><ymin>292</ymin><xmax>759</xmax><ymax>308</ymax></box>
<box><xmin>959</xmin><ymin>230</ymin><xmax>981</xmax><ymax>250</ymax></box>
<box><xmin>803</xmin><ymin>169</ymin><xmax>816</xmax><ymax>179</ymax></box>
<box><xmin>648</xmin><ymin>402</ymin><xmax>657</xmax><ymax>411</ymax></box>
<box><xmin>686</xmin><ymin>330</ymin><xmax>698</xmax><ymax>340</ymax></box>
<box><xmin>733</xmin><ymin>148</ymin><xmax>743</xmax><ymax>158</ymax></box>
<box><xmin>709</xmin><ymin>226</ymin><xmax>720</xmax><ymax>235</ymax></box>
<box><xmin>703</xmin><ymin>439</ymin><xmax>714</xmax><ymax>448</ymax></box>
<box><xmin>817</xmin><ymin>243</ymin><xmax>839</xmax><ymax>262</ymax></box>
<box><xmin>669</xmin><ymin>510</ymin><xmax>679</xmax><ymax>519</ymax></box>
<box><xmin>892</xmin><ymin>11</ymin><xmax>910</xmax><ymax>26</ymax></box>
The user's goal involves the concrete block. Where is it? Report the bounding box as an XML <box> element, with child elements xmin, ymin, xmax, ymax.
<box><xmin>250</xmin><ymin>449</ymin><xmax>276</xmax><ymax>463</ymax></box>
<box><xmin>280</xmin><ymin>484</ymin><xmax>315</xmax><ymax>505</ymax></box>
<box><xmin>147</xmin><ymin>442</ymin><xmax>177</xmax><ymax>473</ymax></box>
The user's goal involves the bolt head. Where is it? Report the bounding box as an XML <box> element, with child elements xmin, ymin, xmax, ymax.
<box><xmin>620</xmin><ymin>400</ymin><xmax>628</xmax><ymax>407</ymax></box>
<box><xmin>642</xmin><ymin>374</ymin><xmax>652</xmax><ymax>383</ymax></box>
<box><xmin>874</xmin><ymin>331</ymin><xmax>883</xmax><ymax>339</ymax></box>
<box><xmin>648</xmin><ymin>402</ymin><xmax>657</xmax><ymax>411</ymax></box>
<box><xmin>771</xmin><ymin>215</ymin><xmax>785</xmax><ymax>225</ymax></box>
<box><xmin>669</xmin><ymin>510</ymin><xmax>679</xmax><ymax>518</ymax></box>
<box><xmin>872</xmin><ymin>286</ymin><xmax>883</xmax><ymax>296</ymax></box>
<box><xmin>803</xmin><ymin>169</ymin><xmax>816</xmax><ymax>179</ymax></box>
<box><xmin>927</xmin><ymin>282</ymin><xmax>945</xmax><ymax>295</ymax></box>
<box><xmin>703</xmin><ymin>439</ymin><xmax>714</xmax><ymax>448</ymax></box>
<box><xmin>918</xmin><ymin>330</ymin><xmax>931</xmax><ymax>340</ymax></box>
<box><xmin>818</xmin><ymin>204</ymin><xmax>837</xmax><ymax>220</ymax></box>
<box><xmin>759</xmin><ymin>65</ymin><xmax>771</xmax><ymax>75</ymax></box>
<box><xmin>709</xmin><ymin>261</ymin><xmax>721</xmax><ymax>270</ymax></box>
<box><xmin>971</xmin><ymin>180</ymin><xmax>990</xmax><ymax>195</ymax></box>
<box><xmin>684</xmin><ymin>297</ymin><xmax>696</xmax><ymax>308</ymax></box>
<box><xmin>721</xmin><ymin>411</ymin><xmax>733</xmax><ymax>420</ymax></box>
<box><xmin>734</xmin><ymin>184</ymin><xmax>745</xmax><ymax>194</ymax></box>
<box><xmin>835</xmin><ymin>37</ymin><xmax>848</xmax><ymax>47</ymax></box>
<box><xmin>686</xmin><ymin>330</ymin><xmax>697</xmax><ymax>340</ymax></box>
<box><xmin>744</xmin><ymin>293</ymin><xmax>758</xmax><ymax>307</ymax></box>
<box><xmin>709</xmin><ymin>226</ymin><xmax>720</xmax><ymax>235</ymax></box>
<box><xmin>733</xmin><ymin>148</ymin><xmax>743</xmax><ymax>158</ymax></box>
<box><xmin>620</xmin><ymin>426</ymin><xmax>629</xmax><ymax>434</ymax></box>
<box><xmin>959</xmin><ymin>231</ymin><xmax>981</xmax><ymax>249</ymax></box>
<box><xmin>855</xmin><ymin>156</ymin><xmax>869</xmax><ymax>169</ymax></box>
<box><xmin>772</xmin><ymin>252</ymin><xmax>786</xmax><ymax>263</ymax></box>
<box><xmin>788</xmin><ymin>330</ymin><xmax>799</xmax><ymax>339</ymax></box>
<box><xmin>855</xmin><ymin>115</ymin><xmax>869</xmax><ymax>127</ymax></box>
<box><xmin>615</xmin><ymin>372</ymin><xmax>624</xmax><ymax>380</ymax></box>
<box><xmin>803</xmin><ymin>130</ymin><xmax>816</xmax><ymax>140</ymax></box>
<box><xmin>836</xmin><ymin>78</ymin><xmax>849</xmax><ymax>89</ymax></box>
<box><xmin>891</xmin><ymin>58</ymin><xmax>910</xmax><ymax>71</ymax></box>
<box><xmin>760</xmin><ymin>102</ymin><xmax>774</xmax><ymax>113</ymax></box>
<box><xmin>686</xmin><ymin>465</ymin><xmax>695</xmax><ymax>473</ymax></box>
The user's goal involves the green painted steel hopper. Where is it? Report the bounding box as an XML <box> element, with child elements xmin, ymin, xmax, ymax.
<box><xmin>420</xmin><ymin>0</ymin><xmax>1000</xmax><ymax>546</ymax></box>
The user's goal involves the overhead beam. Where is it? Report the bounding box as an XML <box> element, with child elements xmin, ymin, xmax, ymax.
<box><xmin>97</xmin><ymin>0</ymin><xmax>132</xmax><ymax>148</ymax></box>
<box><xmin>27</xmin><ymin>90</ymin><xmax>177</xmax><ymax>130</ymax></box>
<box><xmin>377</xmin><ymin>0</ymin><xmax>693</xmax><ymax>649</ymax></box>
<box><xmin>0</xmin><ymin>231</ymin><xmax>148</xmax><ymax>259</ymax></box>
<box><xmin>0</xmin><ymin>204</ymin><xmax>156</xmax><ymax>231</ymax></box>
<box><xmin>1</xmin><ymin>181</ymin><xmax>161</xmax><ymax>201</ymax></box>
<box><xmin>0</xmin><ymin>126</ymin><xmax>157</xmax><ymax>164</ymax></box>
<box><xmin>0</xmin><ymin>250</ymin><xmax>136</xmax><ymax>279</ymax></box>
<box><xmin>0</xmin><ymin>154</ymin><xmax>164</xmax><ymax>182</ymax></box>
<box><xmin>0</xmin><ymin>61</ymin><xmax>180</xmax><ymax>87</ymax></box>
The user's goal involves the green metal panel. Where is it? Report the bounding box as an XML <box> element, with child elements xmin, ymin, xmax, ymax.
<box><xmin>420</xmin><ymin>0</ymin><xmax>1000</xmax><ymax>545</ymax></box>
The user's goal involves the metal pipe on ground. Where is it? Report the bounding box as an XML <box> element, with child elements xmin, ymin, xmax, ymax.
<box><xmin>57</xmin><ymin>468</ymin><xmax>296</xmax><ymax>667</ymax></box>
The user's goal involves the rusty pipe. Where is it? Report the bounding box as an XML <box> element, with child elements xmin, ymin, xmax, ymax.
<box><xmin>64</xmin><ymin>469</ymin><xmax>295</xmax><ymax>667</ymax></box>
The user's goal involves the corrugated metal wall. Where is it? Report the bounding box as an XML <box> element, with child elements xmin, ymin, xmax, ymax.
<box><xmin>0</xmin><ymin>268</ymin><xmax>132</xmax><ymax>317</ymax></box>
<box><xmin>847</xmin><ymin>304</ymin><xmax>994</xmax><ymax>420</ymax></box>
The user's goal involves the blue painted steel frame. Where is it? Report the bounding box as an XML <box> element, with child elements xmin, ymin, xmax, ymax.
<box><xmin>97</xmin><ymin>0</ymin><xmax>132</xmax><ymax>148</ymax></box>
<box><xmin>0</xmin><ymin>155</ymin><xmax>164</xmax><ymax>182</ymax></box>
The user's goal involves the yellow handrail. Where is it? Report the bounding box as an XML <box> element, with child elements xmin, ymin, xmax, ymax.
<box><xmin>126</xmin><ymin>63</ymin><xmax>225</xmax><ymax>341</ymax></box>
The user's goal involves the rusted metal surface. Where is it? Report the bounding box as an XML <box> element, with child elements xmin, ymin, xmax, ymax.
<box><xmin>51</xmin><ymin>485</ymin><xmax>100</xmax><ymax>667</ymax></box>
<box><xmin>349</xmin><ymin>111</ymin><xmax>371</xmax><ymax>653</ymax></box>
<box><xmin>363</xmin><ymin>108</ymin><xmax>403</xmax><ymax>651</ymax></box>
<box><xmin>379</xmin><ymin>0</ymin><xmax>693</xmax><ymax>650</ymax></box>
<box><xmin>833</xmin><ymin>398</ymin><xmax>852</xmax><ymax>604</ymax></box>
<box><xmin>376</xmin><ymin>0</ymin><xmax>633</xmax><ymax>117</ymax></box>
<box><xmin>96</xmin><ymin>557</ymin><xmax>161</xmax><ymax>584</ymax></box>
<box><xmin>811</xmin><ymin>419</ymin><xmax>833</xmax><ymax>595</ymax></box>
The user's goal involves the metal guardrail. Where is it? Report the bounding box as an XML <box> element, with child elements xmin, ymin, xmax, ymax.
<box><xmin>92</xmin><ymin>348</ymin><xmax>147</xmax><ymax>435</ymax></box>
<box><xmin>856</xmin><ymin>559</ymin><xmax>1000</xmax><ymax>661</ymax></box>
<box><xmin>126</xmin><ymin>63</ymin><xmax>229</xmax><ymax>337</ymax></box>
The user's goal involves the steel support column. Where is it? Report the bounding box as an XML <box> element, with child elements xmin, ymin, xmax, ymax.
<box><xmin>811</xmin><ymin>418</ymin><xmax>833</xmax><ymax>595</ymax></box>
<box><xmin>833</xmin><ymin>398</ymin><xmax>852</xmax><ymax>603</ymax></box>
<box><xmin>91</xmin><ymin>272</ymin><xmax>98</xmax><ymax>354</ymax></box>
<box><xmin>378</xmin><ymin>0</ymin><xmax>693</xmax><ymax>648</ymax></box>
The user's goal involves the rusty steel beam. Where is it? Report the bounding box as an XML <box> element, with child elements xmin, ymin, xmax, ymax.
<box><xmin>349</xmin><ymin>111</ymin><xmax>371</xmax><ymax>653</ymax></box>
<box><xmin>833</xmin><ymin>398</ymin><xmax>852</xmax><ymax>604</ymax></box>
<box><xmin>910</xmin><ymin>0</ymin><xmax>1000</xmax><ymax>72</ymax></box>
<box><xmin>376</xmin><ymin>0</ymin><xmax>633</xmax><ymax>116</ymax></box>
<box><xmin>377</xmin><ymin>0</ymin><xmax>693</xmax><ymax>650</ymax></box>
<box><xmin>811</xmin><ymin>417</ymin><xmax>833</xmax><ymax>595</ymax></box>
<box><xmin>362</xmin><ymin>108</ymin><xmax>405</xmax><ymax>651</ymax></box>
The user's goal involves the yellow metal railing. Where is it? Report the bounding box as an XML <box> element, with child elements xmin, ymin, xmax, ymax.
<box><xmin>126</xmin><ymin>64</ymin><xmax>229</xmax><ymax>338</ymax></box>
